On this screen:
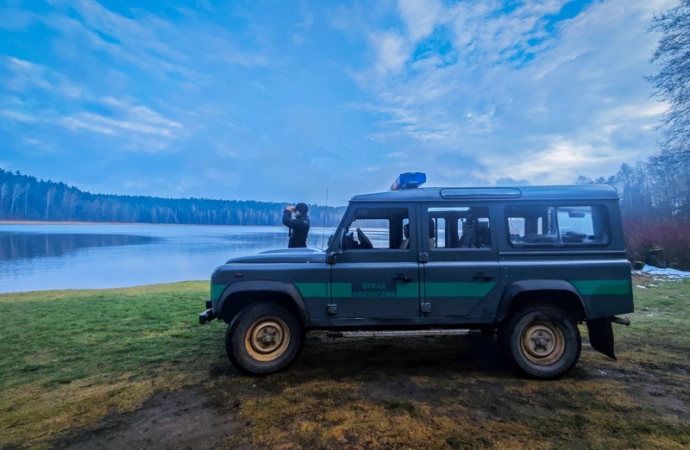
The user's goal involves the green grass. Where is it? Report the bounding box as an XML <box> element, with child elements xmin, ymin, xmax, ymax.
<box><xmin>0</xmin><ymin>282</ymin><xmax>218</xmax><ymax>390</ymax></box>
<box><xmin>1</xmin><ymin>276</ymin><xmax>690</xmax><ymax>449</ymax></box>
<box><xmin>0</xmin><ymin>282</ymin><xmax>226</xmax><ymax>448</ymax></box>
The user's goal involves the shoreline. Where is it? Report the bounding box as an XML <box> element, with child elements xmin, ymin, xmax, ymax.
<box><xmin>0</xmin><ymin>220</ymin><xmax>278</xmax><ymax>227</ymax></box>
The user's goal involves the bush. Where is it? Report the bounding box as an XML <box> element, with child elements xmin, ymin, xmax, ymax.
<box><xmin>623</xmin><ymin>217</ymin><xmax>690</xmax><ymax>270</ymax></box>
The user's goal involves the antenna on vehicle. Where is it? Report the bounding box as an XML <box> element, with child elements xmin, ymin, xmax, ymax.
<box><xmin>321</xmin><ymin>187</ymin><xmax>329</xmax><ymax>249</ymax></box>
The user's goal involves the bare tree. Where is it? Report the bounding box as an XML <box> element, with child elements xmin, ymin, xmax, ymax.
<box><xmin>648</xmin><ymin>0</ymin><xmax>690</xmax><ymax>161</ymax></box>
<box><xmin>9</xmin><ymin>183</ymin><xmax>26</xmax><ymax>219</ymax></box>
<box><xmin>63</xmin><ymin>190</ymin><xmax>78</xmax><ymax>221</ymax></box>
<box><xmin>0</xmin><ymin>183</ymin><xmax>8</xmax><ymax>219</ymax></box>
<box><xmin>23</xmin><ymin>183</ymin><xmax>31</xmax><ymax>218</ymax></box>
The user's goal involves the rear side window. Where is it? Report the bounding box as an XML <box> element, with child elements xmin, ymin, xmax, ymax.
<box><xmin>506</xmin><ymin>205</ymin><xmax>610</xmax><ymax>247</ymax></box>
<box><xmin>428</xmin><ymin>206</ymin><xmax>491</xmax><ymax>249</ymax></box>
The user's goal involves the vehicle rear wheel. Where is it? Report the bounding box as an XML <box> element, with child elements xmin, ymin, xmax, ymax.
<box><xmin>498</xmin><ymin>303</ymin><xmax>581</xmax><ymax>379</ymax></box>
<box><xmin>226</xmin><ymin>302</ymin><xmax>303</xmax><ymax>376</ymax></box>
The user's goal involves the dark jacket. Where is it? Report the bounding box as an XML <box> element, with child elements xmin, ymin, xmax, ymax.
<box><xmin>283</xmin><ymin>209</ymin><xmax>310</xmax><ymax>248</ymax></box>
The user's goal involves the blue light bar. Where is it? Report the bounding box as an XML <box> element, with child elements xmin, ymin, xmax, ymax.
<box><xmin>390</xmin><ymin>172</ymin><xmax>426</xmax><ymax>191</ymax></box>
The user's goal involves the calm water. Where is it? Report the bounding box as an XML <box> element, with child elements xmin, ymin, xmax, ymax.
<box><xmin>0</xmin><ymin>224</ymin><xmax>334</xmax><ymax>293</ymax></box>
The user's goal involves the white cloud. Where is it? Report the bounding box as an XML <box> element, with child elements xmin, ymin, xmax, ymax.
<box><xmin>1</xmin><ymin>110</ymin><xmax>38</xmax><ymax>122</ymax></box>
<box><xmin>61</xmin><ymin>116</ymin><xmax>115</xmax><ymax>135</ymax></box>
<box><xmin>370</xmin><ymin>32</ymin><xmax>409</xmax><ymax>76</ymax></box>
<box><xmin>0</xmin><ymin>0</ymin><xmax>676</xmax><ymax>204</ymax></box>
<box><xmin>129</xmin><ymin>106</ymin><xmax>182</xmax><ymax>129</ymax></box>
<box><xmin>397</xmin><ymin>0</ymin><xmax>442</xmax><ymax>42</ymax></box>
<box><xmin>294</xmin><ymin>1</ymin><xmax>314</xmax><ymax>44</ymax></box>
<box><xmin>81</xmin><ymin>113</ymin><xmax>175</xmax><ymax>137</ymax></box>
<box><xmin>4</xmin><ymin>55</ymin><xmax>83</xmax><ymax>98</ymax></box>
<box><xmin>479</xmin><ymin>135</ymin><xmax>633</xmax><ymax>184</ymax></box>
<box><xmin>7</xmin><ymin>56</ymin><xmax>34</xmax><ymax>70</ymax></box>
<box><xmin>348</xmin><ymin>0</ymin><xmax>667</xmax><ymax>185</ymax></box>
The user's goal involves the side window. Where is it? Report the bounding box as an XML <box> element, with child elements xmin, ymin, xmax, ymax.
<box><xmin>344</xmin><ymin>207</ymin><xmax>409</xmax><ymax>250</ymax></box>
<box><xmin>428</xmin><ymin>206</ymin><xmax>491</xmax><ymax>249</ymax></box>
<box><xmin>557</xmin><ymin>206</ymin><xmax>610</xmax><ymax>244</ymax></box>
<box><xmin>507</xmin><ymin>206</ymin><xmax>557</xmax><ymax>244</ymax></box>
<box><xmin>507</xmin><ymin>205</ymin><xmax>609</xmax><ymax>246</ymax></box>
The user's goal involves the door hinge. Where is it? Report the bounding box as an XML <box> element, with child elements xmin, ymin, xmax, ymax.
<box><xmin>419</xmin><ymin>252</ymin><xmax>429</xmax><ymax>263</ymax></box>
<box><xmin>421</xmin><ymin>302</ymin><xmax>432</xmax><ymax>313</ymax></box>
<box><xmin>327</xmin><ymin>304</ymin><xmax>338</xmax><ymax>315</ymax></box>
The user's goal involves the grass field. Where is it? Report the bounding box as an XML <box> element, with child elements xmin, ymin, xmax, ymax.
<box><xmin>1</xmin><ymin>275</ymin><xmax>689</xmax><ymax>449</ymax></box>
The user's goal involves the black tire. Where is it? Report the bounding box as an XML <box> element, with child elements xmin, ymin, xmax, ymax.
<box><xmin>225</xmin><ymin>302</ymin><xmax>303</xmax><ymax>376</ymax></box>
<box><xmin>498</xmin><ymin>303</ymin><xmax>581</xmax><ymax>379</ymax></box>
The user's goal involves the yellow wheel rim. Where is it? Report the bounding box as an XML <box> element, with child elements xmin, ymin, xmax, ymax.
<box><xmin>245</xmin><ymin>317</ymin><xmax>291</xmax><ymax>362</ymax></box>
<box><xmin>520</xmin><ymin>320</ymin><xmax>565</xmax><ymax>366</ymax></box>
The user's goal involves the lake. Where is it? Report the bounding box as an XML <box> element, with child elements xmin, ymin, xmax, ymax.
<box><xmin>0</xmin><ymin>224</ymin><xmax>334</xmax><ymax>293</ymax></box>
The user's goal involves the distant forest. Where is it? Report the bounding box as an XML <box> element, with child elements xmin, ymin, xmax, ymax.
<box><xmin>575</xmin><ymin>156</ymin><xmax>690</xmax><ymax>270</ymax></box>
<box><xmin>2</xmin><ymin>163</ymin><xmax>689</xmax><ymax>269</ymax></box>
<box><xmin>0</xmin><ymin>168</ymin><xmax>346</xmax><ymax>227</ymax></box>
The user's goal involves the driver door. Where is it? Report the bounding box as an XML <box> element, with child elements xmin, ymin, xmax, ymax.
<box><xmin>328</xmin><ymin>203</ymin><xmax>421</xmax><ymax>326</ymax></box>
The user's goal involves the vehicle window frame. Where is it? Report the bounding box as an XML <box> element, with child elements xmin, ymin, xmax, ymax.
<box><xmin>504</xmin><ymin>203</ymin><xmax>612</xmax><ymax>248</ymax></box>
<box><xmin>330</xmin><ymin>203</ymin><xmax>415</xmax><ymax>255</ymax></box>
<box><xmin>420</xmin><ymin>204</ymin><xmax>496</xmax><ymax>261</ymax></box>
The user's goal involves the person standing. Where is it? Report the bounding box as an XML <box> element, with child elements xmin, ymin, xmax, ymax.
<box><xmin>283</xmin><ymin>202</ymin><xmax>310</xmax><ymax>248</ymax></box>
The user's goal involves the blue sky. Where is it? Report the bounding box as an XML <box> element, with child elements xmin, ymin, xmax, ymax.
<box><xmin>0</xmin><ymin>0</ymin><xmax>673</xmax><ymax>205</ymax></box>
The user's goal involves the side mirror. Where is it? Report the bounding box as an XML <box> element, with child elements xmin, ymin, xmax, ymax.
<box><xmin>326</xmin><ymin>251</ymin><xmax>341</xmax><ymax>264</ymax></box>
<box><xmin>327</xmin><ymin>229</ymin><xmax>345</xmax><ymax>264</ymax></box>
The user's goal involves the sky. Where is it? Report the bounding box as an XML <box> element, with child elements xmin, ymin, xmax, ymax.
<box><xmin>0</xmin><ymin>0</ymin><xmax>675</xmax><ymax>205</ymax></box>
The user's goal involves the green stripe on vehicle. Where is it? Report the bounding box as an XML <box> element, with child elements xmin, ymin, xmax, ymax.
<box><xmin>425</xmin><ymin>282</ymin><xmax>497</xmax><ymax>298</ymax></box>
<box><xmin>396</xmin><ymin>282</ymin><xmax>420</xmax><ymax>298</ymax></box>
<box><xmin>211</xmin><ymin>284</ymin><xmax>227</xmax><ymax>300</ymax></box>
<box><xmin>571</xmin><ymin>280</ymin><xmax>631</xmax><ymax>296</ymax></box>
<box><xmin>295</xmin><ymin>282</ymin><xmax>328</xmax><ymax>298</ymax></box>
<box><xmin>332</xmin><ymin>283</ymin><xmax>352</xmax><ymax>298</ymax></box>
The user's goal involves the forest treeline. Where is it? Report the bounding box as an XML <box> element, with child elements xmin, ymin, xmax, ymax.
<box><xmin>576</xmin><ymin>154</ymin><xmax>690</xmax><ymax>270</ymax></box>
<box><xmin>0</xmin><ymin>168</ymin><xmax>346</xmax><ymax>227</ymax></box>
<box><xmin>2</xmin><ymin>162</ymin><xmax>689</xmax><ymax>269</ymax></box>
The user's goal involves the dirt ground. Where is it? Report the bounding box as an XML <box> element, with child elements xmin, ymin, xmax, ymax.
<box><xmin>48</xmin><ymin>329</ymin><xmax>690</xmax><ymax>450</ymax></box>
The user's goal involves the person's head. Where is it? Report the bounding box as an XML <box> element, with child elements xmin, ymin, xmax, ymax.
<box><xmin>295</xmin><ymin>202</ymin><xmax>309</xmax><ymax>216</ymax></box>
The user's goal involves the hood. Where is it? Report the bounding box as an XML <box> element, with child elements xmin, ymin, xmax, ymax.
<box><xmin>225</xmin><ymin>248</ymin><xmax>326</xmax><ymax>264</ymax></box>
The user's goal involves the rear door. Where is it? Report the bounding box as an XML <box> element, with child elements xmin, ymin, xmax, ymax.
<box><xmin>419</xmin><ymin>204</ymin><xmax>501</xmax><ymax>323</ymax></box>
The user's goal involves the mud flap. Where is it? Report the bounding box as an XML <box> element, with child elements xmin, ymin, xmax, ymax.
<box><xmin>586</xmin><ymin>318</ymin><xmax>616</xmax><ymax>360</ymax></box>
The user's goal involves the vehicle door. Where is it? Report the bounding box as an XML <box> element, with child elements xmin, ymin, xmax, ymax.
<box><xmin>328</xmin><ymin>203</ymin><xmax>420</xmax><ymax>326</ymax></box>
<box><xmin>419</xmin><ymin>204</ymin><xmax>501</xmax><ymax>323</ymax></box>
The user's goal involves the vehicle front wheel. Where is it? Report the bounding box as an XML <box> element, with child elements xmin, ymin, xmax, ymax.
<box><xmin>498</xmin><ymin>303</ymin><xmax>581</xmax><ymax>379</ymax></box>
<box><xmin>226</xmin><ymin>302</ymin><xmax>303</xmax><ymax>376</ymax></box>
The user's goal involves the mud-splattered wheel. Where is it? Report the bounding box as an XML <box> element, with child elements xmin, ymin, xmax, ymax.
<box><xmin>226</xmin><ymin>303</ymin><xmax>303</xmax><ymax>375</ymax></box>
<box><xmin>245</xmin><ymin>317</ymin><xmax>290</xmax><ymax>361</ymax></box>
<box><xmin>499</xmin><ymin>303</ymin><xmax>581</xmax><ymax>379</ymax></box>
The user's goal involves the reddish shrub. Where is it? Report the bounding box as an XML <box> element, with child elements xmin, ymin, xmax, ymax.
<box><xmin>623</xmin><ymin>217</ymin><xmax>690</xmax><ymax>270</ymax></box>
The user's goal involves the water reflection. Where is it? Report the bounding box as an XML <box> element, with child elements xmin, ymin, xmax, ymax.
<box><xmin>0</xmin><ymin>233</ymin><xmax>159</xmax><ymax>262</ymax></box>
<box><xmin>0</xmin><ymin>224</ymin><xmax>334</xmax><ymax>293</ymax></box>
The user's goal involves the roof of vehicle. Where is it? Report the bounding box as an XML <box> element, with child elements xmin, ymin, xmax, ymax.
<box><xmin>350</xmin><ymin>184</ymin><xmax>619</xmax><ymax>203</ymax></box>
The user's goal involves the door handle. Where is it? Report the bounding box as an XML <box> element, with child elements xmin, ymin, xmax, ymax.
<box><xmin>472</xmin><ymin>272</ymin><xmax>493</xmax><ymax>282</ymax></box>
<box><xmin>393</xmin><ymin>273</ymin><xmax>412</xmax><ymax>282</ymax></box>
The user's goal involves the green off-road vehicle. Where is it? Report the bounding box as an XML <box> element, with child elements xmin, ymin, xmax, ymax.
<box><xmin>200</xmin><ymin>173</ymin><xmax>633</xmax><ymax>379</ymax></box>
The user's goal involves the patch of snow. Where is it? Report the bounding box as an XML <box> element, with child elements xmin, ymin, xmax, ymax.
<box><xmin>635</xmin><ymin>266</ymin><xmax>690</xmax><ymax>280</ymax></box>
<box><xmin>635</xmin><ymin>285</ymin><xmax>646</xmax><ymax>289</ymax></box>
